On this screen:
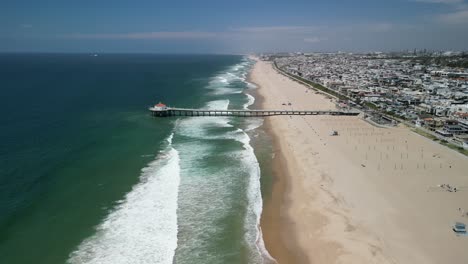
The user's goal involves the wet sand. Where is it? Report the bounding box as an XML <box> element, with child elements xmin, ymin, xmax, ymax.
<box><xmin>248</xmin><ymin>79</ymin><xmax>306</xmax><ymax>264</ymax></box>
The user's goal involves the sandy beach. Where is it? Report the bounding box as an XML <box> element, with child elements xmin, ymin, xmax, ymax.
<box><xmin>251</xmin><ymin>58</ymin><xmax>468</xmax><ymax>264</ymax></box>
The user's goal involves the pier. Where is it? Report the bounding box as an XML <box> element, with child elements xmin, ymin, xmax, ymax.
<box><xmin>149</xmin><ymin>107</ymin><xmax>360</xmax><ymax>117</ymax></box>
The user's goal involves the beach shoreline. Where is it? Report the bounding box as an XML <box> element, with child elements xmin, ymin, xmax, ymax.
<box><xmin>247</xmin><ymin>72</ymin><xmax>306</xmax><ymax>264</ymax></box>
<box><xmin>250</xmin><ymin>56</ymin><xmax>468</xmax><ymax>264</ymax></box>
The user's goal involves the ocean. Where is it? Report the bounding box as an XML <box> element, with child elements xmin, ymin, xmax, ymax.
<box><xmin>0</xmin><ymin>54</ymin><xmax>274</xmax><ymax>264</ymax></box>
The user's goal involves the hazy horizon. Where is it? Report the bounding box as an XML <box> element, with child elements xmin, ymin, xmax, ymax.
<box><xmin>2</xmin><ymin>0</ymin><xmax>468</xmax><ymax>53</ymax></box>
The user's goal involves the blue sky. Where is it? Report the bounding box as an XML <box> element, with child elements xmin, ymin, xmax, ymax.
<box><xmin>1</xmin><ymin>0</ymin><xmax>467</xmax><ymax>53</ymax></box>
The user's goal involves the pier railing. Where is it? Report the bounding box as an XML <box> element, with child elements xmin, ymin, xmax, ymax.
<box><xmin>149</xmin><ymin>107</ymin><xmax>360</xmax><ymax>117</ymax></box>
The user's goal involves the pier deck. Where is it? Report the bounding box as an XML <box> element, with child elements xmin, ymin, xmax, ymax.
<box><xmin>149</xmin><ymin>107</ymin><xmax>360</xmax><ymax>117</ymax></box>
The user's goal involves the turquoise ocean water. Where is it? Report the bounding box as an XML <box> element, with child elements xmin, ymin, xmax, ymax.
<box><xmin>0</xmin><ymin>54</ymin><xmax>273</xmax><ymax>264</ymax></box>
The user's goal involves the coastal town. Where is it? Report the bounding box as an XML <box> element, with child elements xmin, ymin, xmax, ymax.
<box><xmin>262</xmin><ymin>52</ymin><xmax>468</xmax><ymax>150</ymax></box>
<box><xmin>252</xmin><ymin>54</ymin><xmax>468</xmax><ymax>264</ymax></box>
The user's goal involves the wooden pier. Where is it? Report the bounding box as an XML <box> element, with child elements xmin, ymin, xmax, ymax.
<box><xmin>149</xmin><ymin>107</ymin><xmax>360</xmax><ymax>117</ymax></box>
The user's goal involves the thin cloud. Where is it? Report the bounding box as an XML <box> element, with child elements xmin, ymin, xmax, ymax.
<box><xmin>438</xmin><ymin>9</ymin><xmax>468</xmax><ymax>23</ymax></box>
<box><xmin>65</xmin><ymin>31</ymin><xmax>218</xmax><ymax>39</ymax></box>
<box><xmin>303</xmin><ymin>37</ymin><xmax>325</xmax><ymax>43</ymax></box>
<box><xmin>231</xmin><ymin>26</ymin><xmax>319</xmax><ymax>33</ymax></box>
<box><xmin>367</xmin><ymin>23</ymin><xmax>394</xmax><ymax>32</ymax></box>
<box><xmin>65</xmin><ymin>26</ymin><xmax>323</xmax><ymax>41</ymax></box>
<box><xmin>414</xmin><ymin>0</ymin><xmax>463</xmax><ymax>3</ymax></box>
<box><xmin>415</xmin><ymin>0</ymin><xmax>468</xmax><ymax>25</ymax></box>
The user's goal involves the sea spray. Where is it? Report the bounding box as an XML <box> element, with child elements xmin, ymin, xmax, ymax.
<box><xmin>228</xmin><ymin>58</ymin><xmax>273</xmax><ymax>263</ymax></box>
<box><xmin>0</xmin><ymin>54</ymin><xmax>257</xmax><ymax>264</ymax></box>
<box><xmin>68</xmin><ymin>134</ymin><xmax>180</xmax><ymax>264</ymax></box>
<box><xmin>69</xmin><ymin>56</ymin><xmax>273</xmax><ymax>264</ymax></box>
<box><xmin>243</xmin><ymin>93</ymin><xmax>264</xmax><ymax>132</ymax></box>
<box><xmin>235</xmin><ymin>130</ymin><xmax>274</xmax><ymax>263</ymax></box>
<box><xmin>242</xmin><ymin>90</ymin><xmax>274</xmax><ymax>263</ymax></box>
<box><xmin>173</xmin><ymin>98</ymin><xmax>246</xmax><ymax>263</ymax></box>
<box><xmin>174</xmin><ymin>57</ymin><xmax>273</xmax><ymax>263</ymax></box>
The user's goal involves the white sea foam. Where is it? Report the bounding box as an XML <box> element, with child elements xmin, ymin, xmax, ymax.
<box><xmin>174</xmin><ymin>125</ymin><xmax>273</xmax><ymax>263</ymax></box>
<box><xmin>68</xmin><ymin>134</ymin><xmax>180</xmax><ymax>264</ymax></box>
<box><xmin>205</xmin><ymin>99</ymin><xmax>229</xmax><ymax>110</ymax></box>
<box><xmin>236</xmin><ymin>130</ymin><xmax>276</xmax><ymax>263</ymax></box>
<box><xmin>166</xmin><ymin>132</ymin><xmax>174</xmax><ymax>144</ymax></box>
<box><xmin>205</xmin><ymin>68</ymin><xmax>247</xmax><ymax>95</ymax></box>
<box><xmin>238</xmin><ymin>57</ymin><xmax>274</xmax><ymax>262</ymax></box>
<box><xmin>218</xmin><ymin>76</ymin><xmax>228</xmax><ymax>83</ymax></box>
<box><xmin>244</xmin><ymin>93</ymin><xmax>255</xmax><ymax>110</ymax></box>
<box><xmin>172</xmin><ymin>143</ymin><xmax>236</xmax><ymax>263</ymax></box>
<box><xmin>176</xmin><ymin>100</ymin><xmax>236</xmax><ymax>140</ymax></box>
<box><xmin>204</xmin><ymin>59</ymin><xmax>274</xmax><ymax>262</ymax></box>
<box><xmin>68</xmin><ymin>57</ymin><xmax>273</xmax><ymax>264</ymax></box>
<box><xmin>211</xmin><ymin>88</ymin><xmax>243</xmax><ymax>95</ymax></box>
<box><xmin>247</xmin><ymin>82</ymin><xmax>258</xmax><ymax>89</ymax></box>
<box><xmin>244</xmin><ymin>93</ymin><xmax>264</xmax><ymax>132</ymax></box>
<box><xmin>245</xmin><ymin>118</ymin><xmax>263</xmax><ymax>132</ymax></box>
<box><xmin>177</xmin><ymin>57</ymin><xmax>273</xmax><ymax>263</ymax></box>
<box><xmin>245</xmin><ymin>118</ymin><xmax>264</xmax><ymax>132</ymax></box>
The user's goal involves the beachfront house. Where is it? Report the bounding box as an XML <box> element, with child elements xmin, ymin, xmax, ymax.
<box><xmin>453</xmin><ymin>134</ymin><xmax>468</xmax><ymax>149</ymax></box>
<box><xmin>419</xmin><ymin>117</ymin><xmax>444</xmax><ymax>131</ymax></box>
<box><xmin>436</xmin><ymin>120</ymin><xmax>468</xmax><ymax>137</ymax></box>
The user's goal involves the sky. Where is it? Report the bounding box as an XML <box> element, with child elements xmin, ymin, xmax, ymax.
<box><xmin>1</xmin><ymin>0</ymin><xmax>468</xmax><ymax>53</ymax></box>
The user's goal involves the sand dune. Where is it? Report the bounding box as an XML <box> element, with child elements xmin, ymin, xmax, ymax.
<box><xmin>251</xmin><ymin>58</ymin><xmax>468</xmax><ymax>264</ymax></box>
